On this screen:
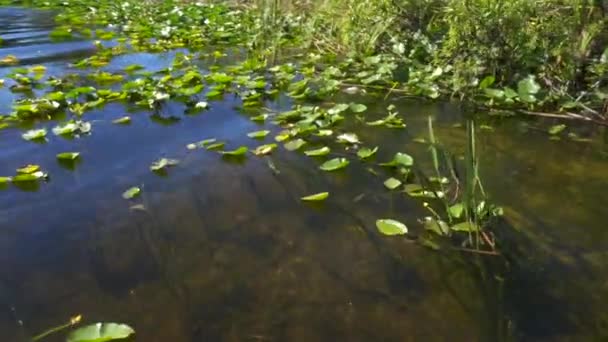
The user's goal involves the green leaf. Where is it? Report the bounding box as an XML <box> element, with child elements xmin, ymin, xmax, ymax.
<box><xmin>112</xmin><ymin>116</ymin><xmax>131</xmax><ymax>125</ymax></box>
<box><xmin>451</xmin><ymin>221</ymin><xmax>480</xmax><ymax>232</ymax></box>
<box><xmin>601</xmin><ymin>47</ymin><xmax>608</xmax><ymax>63</ymax></box>
<box><xmin>357</xmin><ymin>146</ymin><xmax>378</xmax><ymax>159</ymax></box>
<box><xmin>315</xmin><ymin>129</ymin><xmax>333</xmax><ymax>137</ymax></box>
<box><xmin>247</xmin><ymin>130</ymin><xmax>270</xmax><ymax>139</ymax></box>
<box><xmin>221</xmin><ymin>146</ymin><xmax>248</xmax><ymax>156</ymax></box>
<box><xmin>484</xmin><ymin>88</ymin><xmax>504</xmax><ymax>99</ymax></box>
<box><xmin>253</xmin><ymin>143</ymin><xmax>277</xmax><ymax>156</ymax></box>
<box><xmin>150</xmin><ymin>158</ymin><xmax>179</xmax><ymax>171</ymax></box>
<box><xmin>67</xmin><ymin>323</ymin><xmax>135</xmax><ymax>342</ymax></box>
<box><xmin>319</xmin><ymin>158</ymin><xmax>349</xmax><ymax>171</ymax></box>
<box><xmin>479</xmin><ymin>76</ymin><xmax>496</xmax><ymax>89</ymax></box>
<box><xmin>250</xmin><ymin>114</ymin><xmax>269</xmax><ymax>122</ymax></box>
<box><xmin>383</xmin><ymin>177</ymin><xmax>402</xmax><ymax>190</ymax></box>
<box><xmin>424</xmin><ymin>217</ymin><xmax>450</xmax><ymax>236</ymax></box>
<box><xmin>12</xmin><ymin>171</ymin><xmax>46</xmax><ymax>182</ymax></box>
<box><xmin>22</xmin><ymin>128</ymin><xmax>47</xmax><ymax>141</ymax></box>
<box><xmin>548</xmin><ymin>124</ymin><xmax>566</xmax><ymax>135</ymax></box>
<box><xmin>301</xmin><ymin>192</ymin><xmax>329</xmax><ymax>201</ymax></box>
<box><xmin>518</xmin><ymin>76</ymin><xmax>541</xmax><ymax>95</ymax></box>
<box><xmin>57</xmin><ymin>152</ymin><xmax>80</xmax><ymax>160</ymax></box>
<box><xmin>337</xmin><ymin>133</ymin><xmax>360</xmax><ymax>144</ymax></box>
<box><xmin>380</xmin><ymin>152</ymin><xmax>414</xmax><ymax>167</ymax></box>
<box><xmin>122</xmin><ymin>187</ymin><xmax>141</xmax><ymax>200</ymax></box>
<box><xmin>349</xmin><ymin>103</ymin><xmax>367</xmax><ymax>113</ymax></box>
<box><xmin>376</xmin><ymin>219</ymin><xmax>408</xmax><ymax>236</ymax></box>
<box><xmin>284</xmin><ymin>139</ymin><xmax>306</xmax><ymax>151</ymax></box>
<box><xmin>205</xmin><ymin>142</ymin><xmax>225</xmax><ymax>151</ymax></box>
<box><xmin>304</xmin><ymin>146</ymin><xmax>330</xmax><ymax>156</ymax></box>
<box><xmin>0</xmin><ymin>176</ymin><xmax>11</xmax><ymax>184</ymax></box>
<box><xmin>404</xmin><ymin>184</ymin><xmax>444</xmax><ymax>198</ymax></box>
<box><xmin>448</xmin><ymin>203</ymin><xmax>464</xmax><ymax>219</ymax></box>
<box><xmin>16</xmin><ymin>164</ymin><xmax>40</xmax><ymax>174</ymax></box>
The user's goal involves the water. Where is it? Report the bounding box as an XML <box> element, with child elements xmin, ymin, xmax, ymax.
<box><xmin>1</xmin><ymin>7</ymin><xmax>608</xmax><ymax>341</ymax></box>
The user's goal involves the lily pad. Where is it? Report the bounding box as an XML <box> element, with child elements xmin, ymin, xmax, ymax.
<box><xmin>383</xmin><ymin>177</ymin><xmax>402</xmax><ymax>190</ymax></box>
<box><xmin>284</xmin><ymin>139</ymin><xmax>306</xmax><ymax>151</ymax></box>
<box><xmin>337</xmin><ymin>133</ymin><xmax>360</xmax><ymax>144</ymax></box>
<box><xmin>67</xmin><ymin>322</ymin><xmax>135</xmax><ymax>342</ymax></box>
<box><xmin>112</xmin><ymin>116</ymin><xmax>131</xmax><ymax>125</ymax></box>
<box><xmin>221</xmin><ymin>146</ymin><xmax>248</xmax><ymax>156</ymax></box>
<box><xmin>57</xmin><ymin>152</ymin><xmax>80</xmax><ymax>160</ymax></box>
<box><xmin>253</xmin><ymin>143</ymin><xmax>277</xmax><ymax>156</ymax></box>
<box><xmin>304</xmin><ymin>146</ymin><xmax>330</xmax><ymax>156</ymax></box>
<box><xmin>150</xmin><ymin>158</ymin><xmax>179</xmax><ymax>171</ymax></box>
<box><xmin>205</xmin><ymin>142</ymin><xmax>225</xmax><ymax>151</ymax></box>
<box><xmin>12</xmin><ymin>171</ymin><xmax>46</xmax><ymax>182</ymax></box>
<box><xmin>122</xmin><ymin>187</ymin><xmax>141</xmax><ymax>200</ymax></box>
<box><xmin>349</xmin><ymin>103</ymin><xmax>367</xmax><ymax>113</ymax></box>
<box><xmin>548</xmin><ymin>124</ymin><xmax>566</xmax><ymax>135</ymax></box>
<box><xmin>247</xmin><ymin>130</ymin><xmax>270</xmax><ymax>139</ymax></box>
<box><xmin>16</xmin><ymin>164</ymin><xmax>40</xmax><ymax>174</ymax></box>
<box><xmin>52</xmin><ymin>120</ymin><xmax>91</xmax><ymax>136</ymax></box>
<box><xmin>319</xmin><ymin>158</ymin><xmax>349</xmax><ymax>171</ymax></box>
<box><xmin>376</xmin><ymin>219</ymin><xmax>408</xmax><ymax>236</ymax></box>
<box><xmin>357</xmin><ymin>146</ymin><xmax>378</xmax><ymax>159</ymax></box>
<box><xmin>22</xmin><ymin>128</ymin><xmax>47</xmax><ymax>141</ymax></box>
<box><xmin>301</xmin><ymin>192</ymin><xmax>329</xmax><ymax>201</ymax></box>
<box><xmin>380</xmin><ymin>152</ymin><xmax>414</xmax><ymax>167</ymax></box>
<box><xmin>315</xmin><ymin>129</ymin><xmax>333</xmax><ymax>137</ymax></box>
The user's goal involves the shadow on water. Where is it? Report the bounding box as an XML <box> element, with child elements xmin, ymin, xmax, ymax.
<box><xmin>1</xmin><ymin>6</ymin><xmax>608</xmax><ymax>342</ymax></box>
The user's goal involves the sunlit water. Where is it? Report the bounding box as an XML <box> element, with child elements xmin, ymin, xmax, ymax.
<box><xmin>1</xmin><ymin>7</ymin><xmax>608</xmax><ymax>341</ymax></box>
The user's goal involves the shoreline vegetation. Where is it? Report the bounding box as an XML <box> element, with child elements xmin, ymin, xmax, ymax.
<box><xmin>0</xmin><ymin>0</ymin><xmax>606</xmax><ymax>123</ymax></box>
<box><xmin>247</xmin><ymin>0</ymin><xmax>608</xmax><ymax>122</ymax></box>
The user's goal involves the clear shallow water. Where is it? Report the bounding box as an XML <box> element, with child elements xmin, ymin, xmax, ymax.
<box><xmin>1</xmin><ymin>7</ymin><xmax>608</xmax><ymax>342</ymax></box>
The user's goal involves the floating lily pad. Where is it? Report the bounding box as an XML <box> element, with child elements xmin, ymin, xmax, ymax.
<box><xmin>12</xmin><ymin>171</ymin><xmax>46</xmax><ymax>182</ymax></box>
<box><xmin>221</xmin><ymin>146</ymin><xmax>248</xmax><ymax>156</ymax></box>
<box><xmin>253</xmin><ymin>143</ymin><xmax>277</xmax><ymax>156</ymax></box>
<box><xmin>383</xmin><ymin>177</ymin><xmax>402</xmax><ymax>190</ymax></box>
<box><xmin>376</xmin><ymin>219</ymin><xmax>408</xmax><ymax>236</ymax></box>
<box><xmin>53</xmin><ymin>120</ymin><xmax>91</xmax><ymax>136</ymax></box>
<box><xmin>150</xmin><ymin>158</ymin><xmax>179</xmax><ymax>171</ymax></box>
<box><xmin>301</xmin><ymin>192</ymin><xmax>329</xmax><ymax>201</ymax></box>
<box><xmin>22</xmin><ymin>128</ymin><xmax>47</xmax><ymax>141</ymax></box>
<box><xmin>380</xmin><ymin>152</ymin><xmax>414</xmax><ymax>167</ymax></box>
<box><xmin>337</xmin><ymin>133</ymin><xmax>360</xmax><ymax>144</ymax></box>
<box><xmin>349</xmin><ymin>103</ymin><xmax>367</xmax><ymax>113</ymax></box>
<box><xmin>122</xmin><ymin>187</ymin><xmax>141</xmax><ymax>200</ymax></box>
<box><xmin>247</xmin><ymin>130</ymin><xmax>270</xmax><ymax>139</ymax></box>
<box><xmin>66</xmin><ymin>322</ymin><xmax>135</xmax><ymax>342</ymax></box>
<box><xmin>357</xmin><ymin>146</ymin><xmax>378</xmax><ymax>159</ymax></box>
<box><xmin>284</xmin><ymin>139</ymin><xmax>306</xmax><ymax>151</ymax></box>
<box><xmin>315</xmin><ymin>129</ymin><xmax>333</xmax><ymax>137</ymax></box>
<box><xmin>548</xmin><ymin>124</ymin><xmax>566</xmax><ymax>135</ymax></box>
<box><xmin>319</xmin><ymin>158</ymin><xmax>349</xmax><ymax>171</ymax></box>
<box><xmin>57</xmin><ymin>152</ymin><xmax>80</xmax><ymax>160</ymax></box>
<box><xmin>16</xmin><ymin>164</ymin><xmax>40</xmax><ymax>174</ymax></box>
<box><xmin>304</xmin><ymin>146</ymin><xmax>330</xmax><ymax>156</ymax></box>
<box><xmin>112</xmin><ymin>116</ymin><xmax>131</xmax><ymax>125</ymax></box>
<box><xmin>205</xmin><ymin>142</ymin><xmax>225</xmax><ymax>151</ymax></box>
